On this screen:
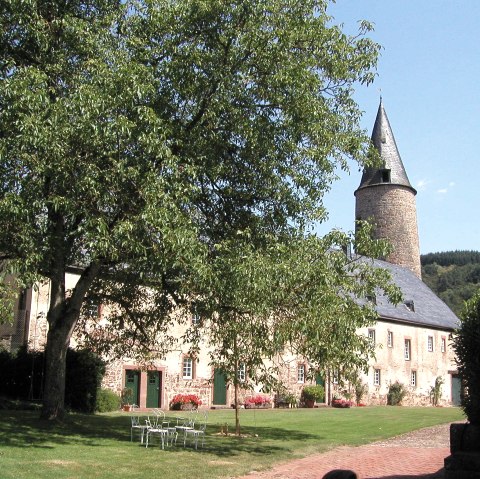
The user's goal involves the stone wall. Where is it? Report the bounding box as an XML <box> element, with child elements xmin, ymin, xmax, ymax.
<box><xmin>355</xmin><ymin>184</ymin><xmax>421</xmax><ymax>279</ymax></box>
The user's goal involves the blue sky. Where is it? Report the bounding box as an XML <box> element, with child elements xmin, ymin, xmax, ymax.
<box><xmin>315</xmin><ymin>1</ymin><xmax>480</xmax><ymax>255</ymax></box>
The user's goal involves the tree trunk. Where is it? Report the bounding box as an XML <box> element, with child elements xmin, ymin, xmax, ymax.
<box><xmin>235</xmin><ymin>380</ymin><xmax>240</xmax><ymax>436</ymax></box>
<box><xmin>40</xmin><ymin>323</ymin><xmax>71</xmax><ymax>420</ymax></box>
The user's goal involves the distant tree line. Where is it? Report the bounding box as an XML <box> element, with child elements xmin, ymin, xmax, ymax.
<box><xmin>421</xmin><ymin>250</ymin><xmax>480</xmax><ymax>316</ymax></box>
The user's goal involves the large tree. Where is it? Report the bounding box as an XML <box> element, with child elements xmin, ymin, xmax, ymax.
<box><xmin>0</xmin><ymin>0</ymin><xmax>388</xmax><ymax>420</ymax></box>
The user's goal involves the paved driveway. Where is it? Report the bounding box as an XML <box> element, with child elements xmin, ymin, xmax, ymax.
<box><xmin>237</xmin><ymin>422</ymin><xmax>461</xmax><ymax>479</ymax></box>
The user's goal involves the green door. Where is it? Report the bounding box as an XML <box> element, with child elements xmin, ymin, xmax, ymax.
<box><xmin>452</xmin><ymin>374</ymin><xmax>462</xmax><ymax>406</ymax></box>
<box><xmin>125</xmin><ymin>370</ymin><xmax>140</xmax><ymax>406</ymax></box>
<box><xmin>146</xmin><ymin>371</ymin><xmax>161</xmax><ymax>408</ymax></box>
<box><xmin>213</xmin><ymin>369</ymin><xmax>227</xmax><ymax>405</ymax></box>
<box><xmin>315</xmin><ymin>374</ymin><xmax>326</xmax><ymax>402</ymax></box>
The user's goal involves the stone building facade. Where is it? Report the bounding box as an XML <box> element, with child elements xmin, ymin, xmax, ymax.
<box><xmin>1</xmin><ymin>100</ymin><xmax>460</xmax><ymax>409</ymax></box>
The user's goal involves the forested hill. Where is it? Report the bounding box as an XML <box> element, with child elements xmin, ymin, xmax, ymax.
<box><xmin>421</xmin><ymin>250</ymin><xmax>480</xmax><ymax>317</ymax></box>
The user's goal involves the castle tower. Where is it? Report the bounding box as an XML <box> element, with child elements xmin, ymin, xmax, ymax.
<box><xmin>354</xmin><ymin>99</ymin><xmax>422</xmax><ymax>278</ymax></box>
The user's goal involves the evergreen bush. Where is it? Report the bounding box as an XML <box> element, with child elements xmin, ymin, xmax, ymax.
<box><xmin>387</xmin><ymin>381</ymin><xmax>407</xmax><ymax>406</ymax></box>
<box><xmin>453</xmin><ymin>290</ymin><xmax>480</xmax><ymax>424</ymax></box>
<box><xmin>95</xmin><ymin>388</ymin><xmax>121</xmax><ymax>413</ymax></box>
<box><xmin>65</xmin><ymin>349</ymin><xmax>106</xmax><ymax>413</ymax></box>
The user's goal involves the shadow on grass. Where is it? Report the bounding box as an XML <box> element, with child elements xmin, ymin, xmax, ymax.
<box><xmin>0</xmin><ymin>410</ymin><xmax>320</xmax><ymax>458</ymax></box>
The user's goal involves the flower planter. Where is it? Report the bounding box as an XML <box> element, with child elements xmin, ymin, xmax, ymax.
<box><xmin>305</xmin><ymin>399</ymin><xmax>315</xmax><ymax>408</ymax></box>
<box><xmin>122</xmin><ymin>405</ymin><xmax>133</xmax><ymax>412</ymax></box>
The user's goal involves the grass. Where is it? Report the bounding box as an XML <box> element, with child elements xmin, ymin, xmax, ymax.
<box><xmin>0</xmin><ymin>406</ymin><xmax>464</xmax><ymax>479</ymax></box>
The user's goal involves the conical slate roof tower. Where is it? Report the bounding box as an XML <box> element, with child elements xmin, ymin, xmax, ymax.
<box><xmin>355</xmin><ymin>100</ymin><xmax>422</xmax><ymax>278</ymax></box>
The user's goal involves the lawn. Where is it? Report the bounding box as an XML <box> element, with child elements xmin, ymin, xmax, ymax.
<box><xmin>0</xmin><ymin>406</ymin><xmax>464</xmax><ymax>479</ymax></box>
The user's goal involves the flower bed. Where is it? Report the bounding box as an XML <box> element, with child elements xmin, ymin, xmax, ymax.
<box><xmin>331</xmin><ymin>399</ymin><xmax>353</xmax><ymax>408</ymax></box>
<box><xmin>169</xmin><ymin>394</ymin><xmax>202</xmax><ymax>410</ymax></box>
<box><xmin>244</xmin><ymin>394</ymin><xmax>272</xmax><ymax>409</ymax></box>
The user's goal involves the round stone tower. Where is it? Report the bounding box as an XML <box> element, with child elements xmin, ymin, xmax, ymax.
<box><xmin>354</xmin><ymin>100</ymin><xmax>422</xmax><ymax>279</ymax></box>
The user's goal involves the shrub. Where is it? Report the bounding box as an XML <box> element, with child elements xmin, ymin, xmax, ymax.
<box><xmin>65</xmin><ymin>348</ymin><xmax>106</xmax><ymax>413</ymax></box>
<box><xmin>387</xmin><ymin>381</ymin><xmax>407</xmax><ymax>406</ymax></box>
<box><xmin>95</xmin><ymin>388</ymin><xmax>121</xmax><ymax>413</ymax></box>
<box><xmin>332</xmin><ymin>398</ymin><xmax>353</xmax><ymax>408</ymax></box>
<box><xmin>301</xmin><ymin>385</ymin><xmax>325</xmax><ymax>402</ymax></box>
<box><xmin>244</xmin><ymin>394</ymin><xmax>271</xmax><ymax>408</ymax></box>
<box><xmin>453</xmin><ymin>290</ymin><xmax>480</xmax><ymax>424</ymax></box>
<box><xmin>354</xmin><ymin>381</ymin><xmax>368</xmax><ymax>406</ymax></box>
<box><xmin>429</xmin><ymin>376</ymin><xmax>444</xmax><ymax>406</ymax></box>
<box><xmin>169</xmin><ymin>394</ymin><xmax>202</xmax><ymax>410</ymax></box>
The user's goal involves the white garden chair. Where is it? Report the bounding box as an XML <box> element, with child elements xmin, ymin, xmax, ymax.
<box><xmin>130</xmin><ymin>416</ymin><xmax>149</xmax><ymax>444</ymax></box>
<box><xmin>144</xmin><ymin>418</ymin><xmax>169</xmax><ymax>449</ymax></box>
<box><xmin>183</xmin><ymin>412</ymin><xmax>207</xmax><ymax>449</ymax></box>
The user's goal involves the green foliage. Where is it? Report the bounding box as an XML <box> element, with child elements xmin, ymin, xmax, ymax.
<box><xmin>0</xmin><ymin>0</ymin><xmax>384</xmax><ymax>418</ymax></box>
<box><xmin>354</xmin><ymin>381</ymin><xmax>369</xmax><ymax>406</ymax></box>
<box><xmin>301</xmin><ymin>385</ymin><xmax>325</xmax><ymax>401</ymax></box>
<box><xmin>0</xmin><ymin>347</ymin><xmax>105</xmax><ymax>413</ymax></box>
<box><xmin>429</xmin><ymin>376</ymin><xmax>444</xmax><ymax>407</ymax></box>
<box><xmin>65</xmin><ymin>349</ymin><xmax>106</xmax><ymax>413</ymax></box>
<box><xmin>95</xmin><ymin>389</ymin><xmax>121</xmax><ymax>413</ymax></box>
<box><xmin>453</xmin><ymin>290</ymin><xmax>480</xmax><ymax>424</ymax></box>
<box><xmin>121</xmin><ymin>387</ymin><xmax>134</xmax><ymax>407</ymax></box>
<box><xmin>421</xmin><ymin>250</ymin><xmax>480</xmax><ymax>316</ymax></box>
<box><xmin>387</xmin><ymin>381</ymin><xmax>407</xmax><ymax>406</ymax></box>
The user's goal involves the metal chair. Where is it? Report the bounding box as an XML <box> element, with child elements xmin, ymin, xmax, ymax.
<box><xmin>144</xmin><ymin>418</ymin><xmax>169</xmax><ymax>449</ymax></box>
<box><xmin>183</xmin><ymin>412</ymin><xmax>207</xmax><ymax>449</ymax></box>
<box><xmin>130</xmin><ymin>416</ymin><xmax>149</xmax><ymax>444</ymax></box>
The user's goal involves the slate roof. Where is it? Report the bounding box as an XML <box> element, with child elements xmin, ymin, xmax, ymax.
<box><xmin>366</xmin><ymin>257</ymin><xmax>459</xmax><ymax>331</ymax></box>
<box><xmin>356</xmin><ymin>99</ymin><xmax>416</xmax><ymax>193</ymax></box>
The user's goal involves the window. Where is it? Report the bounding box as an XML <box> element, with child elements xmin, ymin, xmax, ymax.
<box><xmin>387</xmin><ymin>331</ymin><xmax>394</xmax><ymax>348</ymax></box>
<box><xmin>411</xmin><ymin>371</ymin><xmax>417</xmax><ymax>387</ymax></box>
<box><xmin>366</xmin><ymin>294</ymin><xmax>376</xmax><ymax>305</ymax></box>
<box><xmin>332</xmin><ymin>369</ymin><xmax>339</xmax><ymax>384</ymax></box>
<box><xmin>182</xmin><ymin>357</ymin><xmax>193</xmax><ymax>379</ymax></box>
<box><xmin>237</xmin><ymin>363</ymin><xmax>246</xmax><ymax>382</ymax></box>
<box><xmin>427</xmin><ymin>336</ymin><xmax>434</xmax><ymax>352</ymax></box>
<box><xmin>373</xmin><ymin>369</ymin><xmax>381</xmax><ymax>386</ymax></box>
<box><xmin>368</xmin><ymin>329</ymin><xmax>376</xmax><ymax>345</ymax></box>
<box><xmin>441</xmin><ymin>337</ymin><xmax>446</xmax><ymax>353</ymax></box>
<box><xmin>191</xmin><ymin>312</ymin><xmax>200</xmax><ymax>325</ymax></box>
<box><xmin>404</xmin><ymin>339</ymin><xmax>411</xmax><ymax>360</ymax></box>
<box><xmin>405</xmin><ymin>300</ymin><xmax>415</xmax><ymax>312</ymax></box>
<box><xmin>297</xmin><ymin>364</ymin><xmax>305</xmax><ymax>383</ymax></box>
<box><xmin>83</xmin><ymin>298</ymin><xmax>100</xmax><ymax>318</ymax></box>
<box><xmin>381</xmin><ymin>169</ymin><xmax>391</xmax><ymax>183</ymax></box>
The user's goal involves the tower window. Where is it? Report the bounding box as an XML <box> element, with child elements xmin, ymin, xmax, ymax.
<box><xmin>405</xmin><ymin>300</ymin><xmax>415</xmax><ymax>312</ymax></box>
<box><xmin>381</xmin><ymin>169</ymin><xmax>391</xmax><ymax>183</ymax></box>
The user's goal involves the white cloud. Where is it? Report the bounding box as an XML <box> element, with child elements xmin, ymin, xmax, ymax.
<box><xmin>416</xmin><ymin>179</ymin><xmax>430</xmax><ymax>191</ymax></box>
<box><xmin>437</xmin><ymin>188</ymin><xmax>448</xmax><ymax>194</ymax></box>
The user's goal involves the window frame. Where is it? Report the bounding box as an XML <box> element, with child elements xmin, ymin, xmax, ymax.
<box><xmin>237</xmin><ymin>362</ymin><xmax>246</xmax><ymax>382</ymax></box>
<box><xmin>441</xmin><ymin>337</ymin><xmax>446</xmax><ymax>353</ymax></box>
<box><xmin>182</xmin><ymin>356</ymin><xmax>194</xmax><ymax>380</ymax></box>
<box><xmin>373</xmin><ymin>369</ymin><xmax>381</xmax><ymax>386</ymax></box>
<box><xmin>411</xmin><ymin>370</ymin><xmax>417</xmax><ymax>387</ymax></box>
<box><xmin>404</xmin><ymin>339</ymin><xmax>411</xmax><ymax>361</ymax></box>
<box><xmin>387</xmin><ymin>330</ymin><xmax>393</xmax><ymax>348</ymax></box>
<box><xmin>368</xmin><ymin>328</ymin><xmax>376</xmax><ymax>345</ymax></box>
<box><xmin>297</xmin><ymin>364</ymin><xmax>306</xmax><ymax>384</ymax></box>
<box><xmin>427</xmin><ymin>335</ymin><xmax>434</xmax><ymax>352</ymax></box>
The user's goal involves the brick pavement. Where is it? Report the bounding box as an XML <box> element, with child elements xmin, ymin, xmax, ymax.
<box><xmin>237</xmin><ymin>424</ymin><xmax>454</xmax><ymax>479</ymax></box>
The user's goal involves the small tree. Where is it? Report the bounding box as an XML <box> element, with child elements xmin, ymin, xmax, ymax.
<box><xmin>453</xmin><ymin>290</ymin><xmax>480</xmax><ymax>424</ymax></box>
<box><xmin>387</xmin><ymin>381</ymin><xmax>407</xmax><ymax>406</ymax></box>
<box><xmin>429</xmin><ymin>376</ymin><xmax>444</xmax><ymax>407</ymax></box>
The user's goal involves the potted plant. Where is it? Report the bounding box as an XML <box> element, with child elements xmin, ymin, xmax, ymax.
<box><xmin>121</xmin><ymin>387</ymin><xmax>134</xmax><ymax>412</ymax></box>
<box><xmin>301</xmin><ymin>385</ymin><xmax>325</xmax><ymax>408</ymax></box>
<box><xmin>445</xmin><ymin>291</ymin><xmax>480</xmax><ymax>477</ymax></box>
<box><xmin>169</xmin><ymin>393</ymin><xmax>202</xmax><ymax>411</ymax></box>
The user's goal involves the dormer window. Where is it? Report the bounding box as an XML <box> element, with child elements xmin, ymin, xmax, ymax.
<box><xmin>405</xmin><ymin>300</ymin><xmax>415</xmax><ymax>312</ymax></box>
<box><xmin>381</xmin><ymin>169</ymin><xmax>391</xmax><ymax>183</ymax></box>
